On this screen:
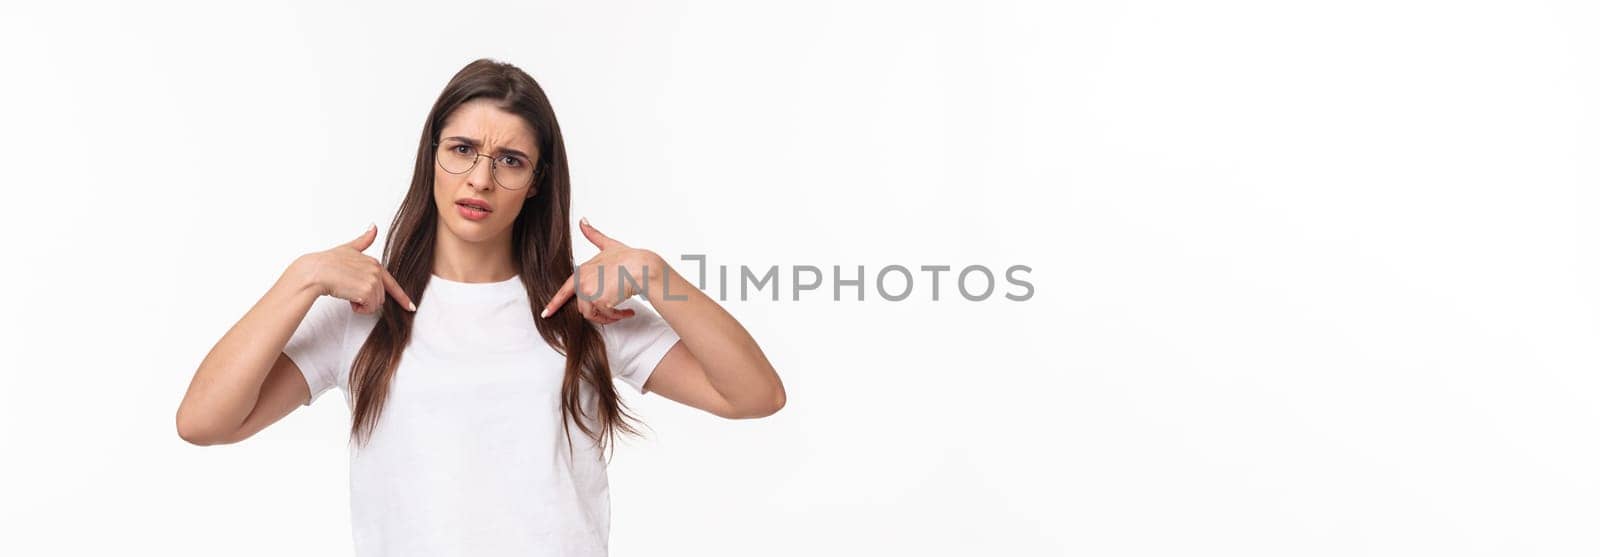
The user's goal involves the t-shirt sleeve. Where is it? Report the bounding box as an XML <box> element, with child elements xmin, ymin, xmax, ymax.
<box><xmin>600</xmin><ymin>296</ymin><xmax>683</xmax><ymax>395</ymax></box>
<box><xmin>283</xmin><ymin>294</ymin><xmax>351</xmax><ymax>406</ymax></box>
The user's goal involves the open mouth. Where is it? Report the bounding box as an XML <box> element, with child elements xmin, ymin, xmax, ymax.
<box><xmin>456</xmin><ymin>202</ymin><xmax>492</xmax><ymax>219</ymax></box>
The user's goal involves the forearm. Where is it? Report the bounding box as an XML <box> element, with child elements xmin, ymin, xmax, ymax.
<box><xmin>643</xmin><ymin>253</ymin><xmax>784</xmax><ymax>412</ymax></box>
<box><xmin>176</xmin><ymin>257</ymin><xmax>322</xmax><ymax>441</ymax></box>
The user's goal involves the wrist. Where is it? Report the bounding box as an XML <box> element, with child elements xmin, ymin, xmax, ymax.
<box><xmin>630</xmin><ymin>249</ymin><xmax>662</xmax><ymax>283</ymax></box>
<box><xmin>285</xmin><ymin>254</ymin><xmax>327</xmax><ymax>297</ymax></box>
<box><xmin>641</xmin><ymin>250</ymin><xmax>671</xmax><ymax>293</ymax></box>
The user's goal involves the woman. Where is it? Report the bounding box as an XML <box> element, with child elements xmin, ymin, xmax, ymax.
<box><xmin>175</xmin><ymin>58</ymin><xmax>786</xmax><ymax>556</ymax></box>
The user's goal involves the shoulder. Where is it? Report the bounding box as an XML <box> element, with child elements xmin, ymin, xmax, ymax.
<box><xmin>348</xmin><ymin>306</ymin><xmax>382</xmax><ymax>341</ymax></box>
<box><xmin>601</xmin><ymin>298</ymin><xmax>664</xmax><ymax>333</ymax></box>
<box><xmin>598</xmin><ymin>297</ymin><xmax>676</xmax><ymax>347</ymax></box>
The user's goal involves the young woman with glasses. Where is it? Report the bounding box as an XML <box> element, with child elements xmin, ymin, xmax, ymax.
<box><xmin>175</xmin><ymin>58</ymin><xmax>786</xmax><ymax>556</ymax></box>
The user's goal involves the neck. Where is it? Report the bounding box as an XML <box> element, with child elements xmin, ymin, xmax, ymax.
<box><xmin>431</xmin><ymin>220</ymin><xmax>518</xmax><ymax>283</ymax></box>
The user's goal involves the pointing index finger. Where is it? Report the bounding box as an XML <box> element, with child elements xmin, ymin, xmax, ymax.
<box><xmin>380</xmin><ymin>268</ymin><xmax>416</xmax><ymax>311</ymax></box>
<box><xmin>541</xmin><ymin>275</ymin><xmax>575</xmax><ymax>318</ymax></box>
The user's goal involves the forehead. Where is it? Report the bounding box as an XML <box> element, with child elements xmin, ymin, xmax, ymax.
<box><xmin>439</xmin><ymin>99</ymin><xmax>536</xmax><ymax>152</ymax></box>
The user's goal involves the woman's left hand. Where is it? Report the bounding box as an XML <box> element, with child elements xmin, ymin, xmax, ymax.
<box><xmin>540</xmin><ymin>217</ymin><xmax>662</xmax><ymax>324</ymax></box>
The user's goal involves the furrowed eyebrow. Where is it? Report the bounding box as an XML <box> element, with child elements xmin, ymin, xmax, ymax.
<box><xmin>442</xmin><ymin>136</ymin><xmax>533</xmax><ymax>160</ymax></box>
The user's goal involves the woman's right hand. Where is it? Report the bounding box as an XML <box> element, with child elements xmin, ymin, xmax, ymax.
<box><xmin>298</xmin><ymin>224</ymin><xmax>416</xmax><ymax>315</ymax></box>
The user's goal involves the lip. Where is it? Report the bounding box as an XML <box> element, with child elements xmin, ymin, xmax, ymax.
<box><xmin>455</xmin><ymin>198</ymin><xmax>493</xmax><ymax>212</ymax></box>
<box><xmin>457</xmin><ymin>203</ymin><xmax>491</xmax><ymax>221</ymax></box>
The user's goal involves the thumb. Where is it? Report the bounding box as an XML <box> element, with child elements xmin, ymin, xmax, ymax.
<box><xmin>579</xmin><ymin>217</ymin><xmax>624</xmax><ymax>250</ymax></box>
<box><xmin>347</xmin><ymin>223</ymin><xmax>377</xmax><ymax>251</ymax></box>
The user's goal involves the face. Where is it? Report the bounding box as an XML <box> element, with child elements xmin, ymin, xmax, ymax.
<box><xmin>432</xmin><ymin>98</ymin><xmax>541</xmax><ymax>243</ymax></box>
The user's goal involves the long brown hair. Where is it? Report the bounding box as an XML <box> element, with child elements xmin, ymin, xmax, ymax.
<box><xmin>347</xmin><ymin>58</ymin><xmax>642</xmax><ymax>460</ymax></box>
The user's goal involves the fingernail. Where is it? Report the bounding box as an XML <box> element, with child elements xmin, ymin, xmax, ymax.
<box><xmin>539</xmin><ymin>307</ymin><xmax>550</xmax><ymax>318</ymax></box>
<box><xmin>408</xmin><ymin>301</ymin><xmax>417</xmax><ymax>311</ymax></box>
<box><xmin>580</xmin><ymin>216</ymin><xmax>589</xmax><ymax>227</ymax></box>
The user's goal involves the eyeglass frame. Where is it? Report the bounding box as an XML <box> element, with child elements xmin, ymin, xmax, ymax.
<box><xmin>430</xmin><ymin>139</ymin><xmax>542</xmax><ymax>191</ymax></box>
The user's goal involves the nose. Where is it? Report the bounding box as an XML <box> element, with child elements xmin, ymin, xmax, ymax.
<box><xmin>466</xmin><ymin>154</ymin><xmax>496</xmax><ymax>192</ymax></box>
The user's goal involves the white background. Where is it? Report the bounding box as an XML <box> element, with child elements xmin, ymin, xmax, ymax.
<box><xmin>2</xmin><ymin>1</ymin><xmax>1597</xmax><ymax>555</ymax></box>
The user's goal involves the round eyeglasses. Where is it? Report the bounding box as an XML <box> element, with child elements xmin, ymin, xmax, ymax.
<box><xmin>433</xmin><ymin>139</ymin><xmax>539</xmax><ymax>191</ymax></box>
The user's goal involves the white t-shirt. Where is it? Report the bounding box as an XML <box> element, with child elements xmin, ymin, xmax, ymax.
<box><xmin>283</xmin><ymin>272</ymin><xmax>681</xmax><ymax>557</ymax></box>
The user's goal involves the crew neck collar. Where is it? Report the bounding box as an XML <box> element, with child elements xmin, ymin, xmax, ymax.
<box><xmin>427</xmin><ymin>272</ymin><xmax>524</xmax><ymax>300</ymax></box>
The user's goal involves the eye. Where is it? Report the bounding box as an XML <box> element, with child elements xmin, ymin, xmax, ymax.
<box><xmin>451</xmin><ymin>144</ymin><xmax>472</xmax><ymax>155</ymax></box>
<box><xmin>499</xmin><ymin>155</ymin><xmax>524</xmax><ymax>168</ymax></box>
